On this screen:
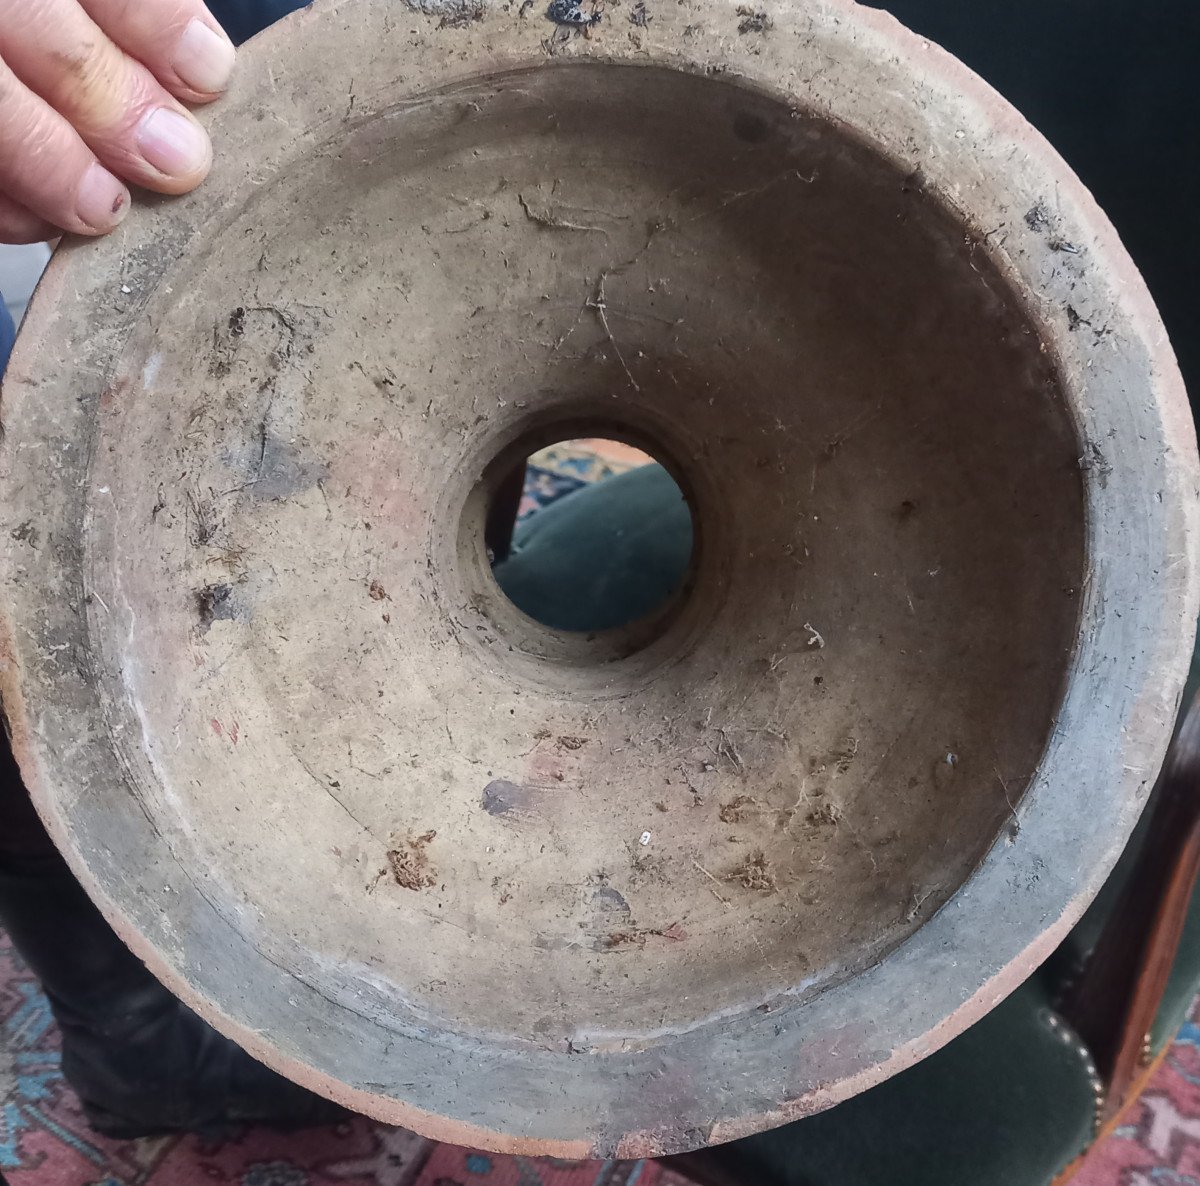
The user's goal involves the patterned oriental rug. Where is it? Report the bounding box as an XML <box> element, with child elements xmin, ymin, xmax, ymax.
<box><xmin>517</xmin><ymin>439</ymin><xmax>654</xmax><ymax>522</ymax></box>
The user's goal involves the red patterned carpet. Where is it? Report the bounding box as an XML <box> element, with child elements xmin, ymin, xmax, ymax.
<box><xmin>1071</xmin><ymin>1010</ymin><xmax>1200</xmax><ymax>1186</ymax></box>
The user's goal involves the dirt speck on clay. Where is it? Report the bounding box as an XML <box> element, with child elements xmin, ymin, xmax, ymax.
<box><xmin>386</xmin><ymin>829</ymin><xmax>438</xmax><ymax>890</ymax></box>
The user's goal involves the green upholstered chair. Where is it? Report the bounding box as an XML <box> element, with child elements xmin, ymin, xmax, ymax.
<box><xmin>491</xmin><ymin>463</ymin><xmax>694</xmax><ymax>634</ymax></box>
<box><xmin>493</xmin><ymin>465</ymin><xmax>1200</xmax><ymax>1186</ymax></box>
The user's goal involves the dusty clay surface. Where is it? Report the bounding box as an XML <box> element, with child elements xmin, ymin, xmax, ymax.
<box><xmin>68</xmin><ymin>60</ymin><xmax>1092</xmax><ymax>1043</ymax></box>
<box><xmin>0</xmin><ymin>0</ymin><xmax>1196</xmax><ymax>1158</ymax></box>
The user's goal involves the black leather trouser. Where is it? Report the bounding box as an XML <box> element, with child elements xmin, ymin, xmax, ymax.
<box><xmin>0</xmin><ymin>733</ymin><xmax>341</xmax><ymax>1136</ymax></box>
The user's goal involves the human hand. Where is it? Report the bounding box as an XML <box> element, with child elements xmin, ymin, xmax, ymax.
<box><xmin>0</xmin><ymin>0</ymin><xmax>235</xmax><ymax>243</ymax></box>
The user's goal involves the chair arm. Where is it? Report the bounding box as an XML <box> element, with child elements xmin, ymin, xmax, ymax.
<box><xmin>1059</xmin><ymin>686</ymin><xmax>1200</xmax><ymax>1123</ymax></box>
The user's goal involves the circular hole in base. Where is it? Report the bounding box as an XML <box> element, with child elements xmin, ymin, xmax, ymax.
<box><xmin>487</xmin><ymin>437</ymin><xmax>695</xmax><ymax>634</ymax></box>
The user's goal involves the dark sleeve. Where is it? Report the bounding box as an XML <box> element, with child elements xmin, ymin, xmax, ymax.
<box><xmin>0</xmin><ymin>300</ymin><xmax>15</xmax><ymax>382</ymax></box>
<box><xmin>205</xmin><ymin>0</ymin><xmax>312</xmax><ymax>44</ymax></box>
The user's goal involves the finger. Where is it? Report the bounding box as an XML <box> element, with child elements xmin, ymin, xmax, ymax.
<box><xmin>0</xmin><ymin>60</ymin><xmax>129</xmax><ymax>236</ymax></box>
<box><xmin>0</xmin><ymin>0</ymin><xmax>212</xmax><ymax>195</ymax></box>
<box><xmin>78</xmin><ymin>0</ymin><xmax>235</xmax><ymax>105</ymax></box>
<box><xmin>0</xmin><ymin>193</ymin><xmax>57</xmax><ymax>245</ymax></box>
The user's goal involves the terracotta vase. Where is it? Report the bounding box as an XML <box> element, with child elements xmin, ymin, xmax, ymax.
<box><xmin>1</xmin><ymin>0</ymin><xmax>1195</xmax><ymax>1157</ymax></box>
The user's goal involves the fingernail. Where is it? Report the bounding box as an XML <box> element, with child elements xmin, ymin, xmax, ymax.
<box><xmin>136</xmin><ymin>107</ymin><xmax>211</xmax><ymax>179</ymax></box>
<box><xmin>76</xmin><ymin>163</ymin><xmax>130</xmax><ymax>232</ymax></box>
<box><xmin>173</xmin><ymin>19</ymin><xmax>236</xmax><ymax>95</ymax></box>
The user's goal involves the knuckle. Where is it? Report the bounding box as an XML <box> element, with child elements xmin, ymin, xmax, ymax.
<box><xmin>92</xmin><ymin>76</ymin><xmax>168</xmax><ymax>148</ymax></box>
<box><xmin>0</xmin><ymin>63</ymin><xmax>19</xmax><ymax>106</ymax></box>
<box><xmin>0</xmin><ymin>77</ymin><xmax>58</xmax><ymax>177</ymax></box>
<box><xmin>89</xmin><ymin>0</ymin><xmax>197</xmax><ymax>52</ymax></box>
<box><xmin>0</xmin><ymin>71</ymin><xmax>87</xmax><ymax>216</ymax></box>
<box><xmin>0</xmin><ymin>0</ymin><xmax>52</xmax><ymax>41</ymax></box>
<box><xmin>94</xmin><ymin>139</ymin><xmax>153</xmax><ymax>178</ymax></box>
<box><xmin>49</xmin><ymin>38</ymin><xmax>131</xmax><ymax>127</ymax></box>
<box><xmin>104</xmin><ymin>0</ymin><xmax>140</xmax><ymax>23</ymax></box>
